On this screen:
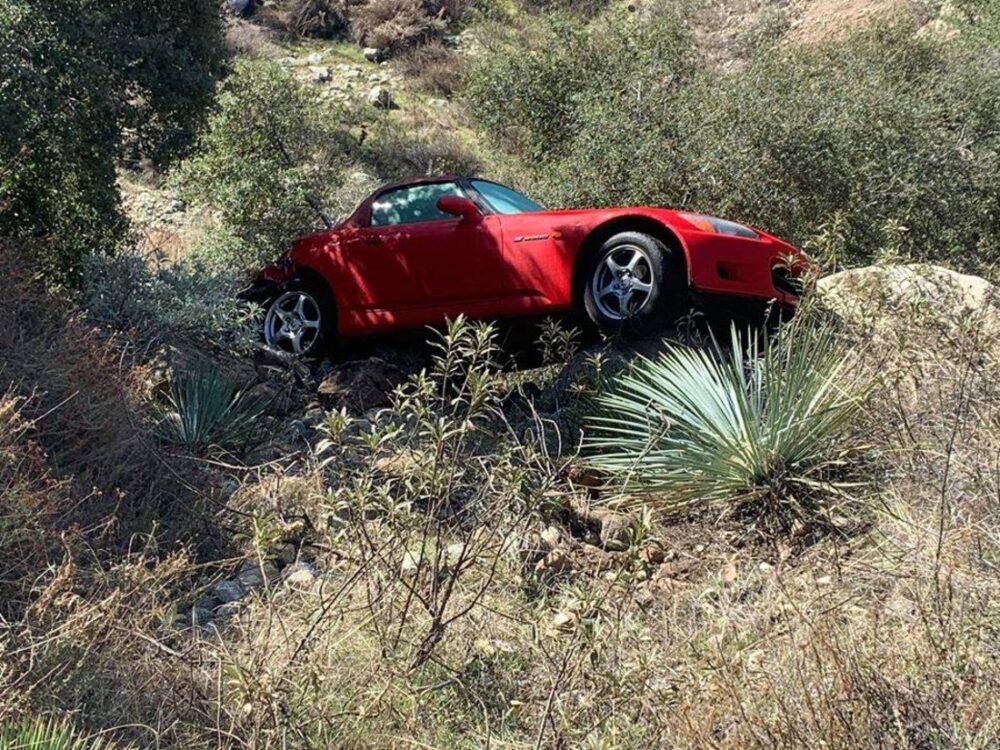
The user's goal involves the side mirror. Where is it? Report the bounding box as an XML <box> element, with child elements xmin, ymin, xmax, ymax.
<box><xmin>437</xmin><ymin>195</ymin><xmax>482</xmax><ymax>224</ymax></box>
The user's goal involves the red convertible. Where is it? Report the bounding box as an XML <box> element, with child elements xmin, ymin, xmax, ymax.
<box><xmin>245</xmin><ymin>176</ymin><xmax>809</xmax><ymax>356</ymax></box>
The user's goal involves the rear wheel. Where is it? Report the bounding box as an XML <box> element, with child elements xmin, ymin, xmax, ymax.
<box><xmin>582</xmin><ymin>231</ymin><xmax>685</xmax><ymax>334</ymax></box>
<box><xmin>262</xmin><ymin>279</ymin><xmax>334</xmax><ymax>357</ymax></box>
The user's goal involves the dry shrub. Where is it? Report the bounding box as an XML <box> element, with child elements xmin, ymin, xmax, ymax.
<box><xmin>360</xmin><ymin>119</ymin><xmax>481</xmax><ymax>180</ymax></box>
<box><xmin>351</xmin><ymin>0</ymin><xmax>447</xmax><ymax>55</ymax></box>
<box><xmin>286</xmin><ymin>0</ymin><xmax>349</xmax><ymax>38</ymax></box>
<box><xmin>0</xmin><ymin>247</ymin><xmax>219</xmax><ymax>550</ymax></box>
<box><xmin>393</xmin><ymin>41</ymin><xmax>466</xmax><ymax>95</ymax></box>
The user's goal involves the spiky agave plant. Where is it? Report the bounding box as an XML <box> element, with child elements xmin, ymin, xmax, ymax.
<box><xmin>586</xmin><ymin>323</ymin><xmax>868</xmax><ymax>528</ymax></box>
<box><xmin>0</xmin><ymin>718</ymin><xmax>122</xmax><ymax>749</ymax></box>
<box><xmin>155</xmin><ymin>359</ymin><xmax>265</xmax><ymax>450</ymax></box>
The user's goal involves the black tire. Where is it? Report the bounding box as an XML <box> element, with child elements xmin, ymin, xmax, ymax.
<box><xmin>261</xmin><ymin>277</ymin><xmax>336</xmax><ymax>358</ymax></box>
<box><xmin>581</xmin><ymin>231</ymin><xmax>686</xmax><ymax>335</ymax></box>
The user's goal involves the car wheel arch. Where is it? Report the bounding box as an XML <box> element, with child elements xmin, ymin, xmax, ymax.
<box><xmin>570</xmin><ymin>216</ymin><xmax>689</xmax><ymax>311</ymax></box>
<box><xmin>285</xmin><ymin>265</ymin><xmax>339</xmax><ymax>329</ymax></box>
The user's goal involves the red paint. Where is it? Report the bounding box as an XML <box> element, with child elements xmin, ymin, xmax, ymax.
<box><xmin>255</xmin><ymin>177</ymin><xmax>810</xmax><ymax>336</ymax></box>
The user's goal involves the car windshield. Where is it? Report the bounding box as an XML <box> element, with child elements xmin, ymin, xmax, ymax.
<box><xmin>470</xmin><ymin>180</ymin><xmax>544</xmax><ymax>215</ymax></box>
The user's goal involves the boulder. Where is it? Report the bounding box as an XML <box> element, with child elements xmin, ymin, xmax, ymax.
<box><xmin>213</xmin><ymin>579</ymin><xmax>243</xmax><ymax>604</ymax></box>
<box><xmin>362</xmin><ymin>47</ymin><xmax>384</xmax><ymax>63</ymax></box>
<box><xmin>816</xmin><ymin>264</ymin><xmax>1000</xmax><ymax>336</ymax></box>
<box><xmin>316</xmin><ymin>357</ymin><xmax>406</xmax><ymax>413</ymax></box>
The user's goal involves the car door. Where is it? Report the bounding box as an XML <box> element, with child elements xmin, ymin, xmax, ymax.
<box><xmin>337</xmin><ymin>181</ymin><xmax>509</xmax><ymax>330</ymax></box>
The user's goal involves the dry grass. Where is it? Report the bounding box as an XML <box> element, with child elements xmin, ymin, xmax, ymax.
<box><xmin>2</xmin><ymin>264</ymin><xmax>998</xmax><ymax>748</ymax></box>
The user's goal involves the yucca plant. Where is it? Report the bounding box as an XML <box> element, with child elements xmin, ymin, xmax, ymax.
<box><xmin>586</xmin><ymin>323</ymin><xmax>869</xmax><ymax>528</ymax></box>
<box><xmin>155</xmin><ymin>359</ymin><xmax>265</xmax><ymax>450</ymax></box>
<box><xmin>0</xmin><ymin>718</ymin><xmax>121</xmax><ymax>749</ymax></box>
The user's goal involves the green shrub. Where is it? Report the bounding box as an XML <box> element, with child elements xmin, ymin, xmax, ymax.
<box><xmin>0</xmin><ymin>718</ymin><xmax>121</xmax><ymax>750</ymax></box>
<box><xmin>154</xmin><ymin>359</ymin><xmax>265</xmax><ymax>450</ymax></box>
<box><xmin>679</xmin><ymin>26</ymin><xmax>1000</xmax><ymax>272</ymax></box>
<box><xmin>0</xmin><ymin>0</ymin><xmax>224</xmax><ymax>279</ymax></box>
<box><xmin>173</xmin><ymin>59</ymin><xmax>355</xmax><ymax>270</ymax></box>
<box><xmin>79</xmin><ymin>246</ymin><xmax>257</xmax><ymax>350</ymax></box>
<box><xmin>585</xmin><ymin>323</ymin><xmax>868</xmax><ymax>528</ymax></box>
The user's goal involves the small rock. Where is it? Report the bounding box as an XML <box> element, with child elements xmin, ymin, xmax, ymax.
<box><xmin>816</xmin><ymin>575</ymin><xmax>833</xmax><ymax>586</ymax></box>
<box><xmin>236</xmin><ymin>561</ymin><xmax>280</xmax><ymax>590</ymax></box>
<box><xmin>362</xmin><ymin>47</ymin><xmax>384</xmax><ymax>62</ymax></box>
<box><xmin>367</xmin><ymin>85</ymin><xmax>394</xmax><ymax>110</ymax></box>
<box><xmin>428</xmin><ymin>98</ymin><xmax>448</xmax><ymax>108</ymax></box>
<box><xmin>592</xmin><ymin>509</ymin><xmax>635</xmax><ymax>552</ymax></box>
<box><xmin>307</xmin><ymin>52</ymin><xmax>323</xmax><ymax>65</ymax></box>
<box><xmin>190</xmin><ymin>605</ymin><xmax>214</xmax><ymax>625</ymax></box>
<box><xmin>639</xmin><ymin>544</ymin><xmax>667</xmax><ymax>567</ymax></box>
<box><xmin>311</xmin><ymin>67</ymin><xmax>332</xmax><ymax>83</ymax></box>
<box><xmin>401</xmin><ymin>550</ymin><xmax>422</xmax><ymax>576</ymax></box>
<box><xmin>213</xmin><ymin>579</ymin><xmax>243</xmax><ymax>604</ymax></box>
<box><xmin>540</xmin><ymin>525</ymin><xmax>562</xmax><ymax>550</ymax></box>
<box><xmin>276</xmin><ymin>543</ymin><xmax>298</xmax><ymax>567</ymax></box>
<box><xmin>283</xmin><ymin>563</ymin><xmax>318</xmax><ymax>587</ymax></box>
<box><xmin>168</xmin><ymin>198</ymin><xmax>186</xmax><ymax>212</ymax></box>
<box><xmin>444</xmin><ymin>542</ymin><xmax>472</xmax><ymax>571</ymax></box>
<box><xmin>302</xmin><ymin>406</ymin><xmax>326</xmax><ymax>427</ymax></box>
<box><xmin>551</xmin><ymin>610</ymin><xmax>577</xmax><ymax>633</ymax></box>
<box><xmin>214</xmin><ymin>602</ymin><xmax>243</xmax><ymax>620</ymax></box>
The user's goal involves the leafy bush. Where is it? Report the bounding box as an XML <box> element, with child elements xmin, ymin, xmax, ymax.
<box><xmin>155</xmin><ymin>359</ymin><xmax>265</xmax><ymax>449</ymax></box>
<box><xmin>80</xmin><ymin>247</ymin><xmax>257</xmax><ymax>349</ymax></box>
<box><xmin>287</xmin><ymin>0</ymin><xmax>349</xmax><ymax>38</ymax></box>
<box><xmin>586</xmin><ymin>323</ymin><xmax>868</xmax><ymax>528</ymax></box>
<box><xmin>351</xmin><ymin>0</ymin><xmax>447</xmax><ymax>55</ymax></box>
<box><xmin>0</xmin><ymin>0</ymin><xmax>224</xmax><ymax>279</ymax></box>
<box><xmin>173</xmin><ymin>59</ymin><xmax>355</xmax><ymax>270</ymax></box>
<box><xmin>0</xmin><ymin>719</ymin><xmax>121</xmax><ymax>750</ymax></box>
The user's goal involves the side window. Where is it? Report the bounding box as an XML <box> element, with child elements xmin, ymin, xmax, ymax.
<box><xmin>370</xmin><ymin>182</ymin><xmax>464</xmax><ymax>227</ymax></box>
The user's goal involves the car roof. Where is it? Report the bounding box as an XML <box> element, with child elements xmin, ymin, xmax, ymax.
<box><xmin>374</xmin><ymin>174</ymin><xmax>468</xmax><ymax>194</ymax></box>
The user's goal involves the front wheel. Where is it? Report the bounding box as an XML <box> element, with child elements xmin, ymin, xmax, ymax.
<box><xmin>582</xmin><ymin>231</ymin><xmax>685</xmax><ymax>334</ymax></box>
<box><xmin>262</xmin><ymin>280</ymin><xmax>334</xmax><ymax>357</ymax></box>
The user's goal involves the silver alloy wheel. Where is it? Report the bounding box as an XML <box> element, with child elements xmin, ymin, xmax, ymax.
<box><xmin>590</xmin><ymin>243</ymin><xmax>656</xmax><ymax>321</ymax></box>
<box><xmin>263</xmin><ymin>290</ymin><xmax>322</xmax><ymax>356</ymax></box>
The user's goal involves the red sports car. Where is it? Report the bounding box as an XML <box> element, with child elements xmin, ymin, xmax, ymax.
<box><xmin>245</xmin><ymin>176</ymin><xmax>809</xmax><ymax>356</ymax></box>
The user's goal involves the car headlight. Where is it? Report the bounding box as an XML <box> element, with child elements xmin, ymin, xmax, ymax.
<box><xmin>679</xmin><ymin>212</ymin><xmax>759</xmax><ymax>239</ymax></box>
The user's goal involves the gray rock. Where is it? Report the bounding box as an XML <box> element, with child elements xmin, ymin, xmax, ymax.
<box><xmin>311</xmin><ymin>66</ymin><xmax>332</xmax><ymax>83</ymax></box>
<box><xmin>367</xmin><ymin>85</ymin><xmax>394</xmax><ymax>110</ymax></box>
<box><xmin>428</xmin><ymin>98</ymin><xmax>448</xmax><ymax>108</ymax></box>
<box><xmin>362</xmin><ymin>47</ymin><xmax>384</xmax><ymax>62</ymax></box>
<box><xmin>276</xmin><ymin>543</ymin><xmax>298</xmax><ymax>567</ymax></box>
<box><xmin>227</xmin><ymin>0</ymin><xmax>253</xmax><ymax>16</ymax></box>
<box><xmin>592</xmin><ymin>510</ymin><xmax>636</xmax><ymax>552</ymax></box>
<box><xmin>213</xmin><ymin>579</ymin><xmax>243</xmax><ymax>604</ymax></box>
<box><xmin>236</xmin><ymin>561</ymin><xmax>280</xmax><ymax>590</ymax></box>
<box><xmin>307</xmin><ymin>52</ymin><xmax>323</xmax><ymax>65</ymax></box>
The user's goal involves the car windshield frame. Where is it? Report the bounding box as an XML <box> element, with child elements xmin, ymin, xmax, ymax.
<box><xmin>468</xmin><ymin>179</ymin><xmax>544</xmax><ymax>215</ymax></box>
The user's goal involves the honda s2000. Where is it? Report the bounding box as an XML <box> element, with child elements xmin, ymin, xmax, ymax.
<box><xmin>243</xmin><ymin>176</ymin><xmax>810</xmax><ymax>356</ymax></box>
